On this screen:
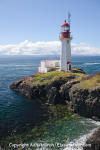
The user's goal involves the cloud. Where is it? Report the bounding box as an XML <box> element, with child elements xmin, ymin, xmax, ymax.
<box><xmin>71</xmin><ymin>43</ymin><xmax>100</xmax><ymax>56</ymax></box>
<box><xmin>0</xmin><ymin>40</ymin><xmax>100</xmax><ymax>55</ymax></box>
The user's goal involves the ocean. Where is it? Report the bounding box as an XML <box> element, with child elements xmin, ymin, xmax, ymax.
<box><xmin>0</xmin><ymin>55</ymin><xmax>100</xmax><ymax>149</ymax></box>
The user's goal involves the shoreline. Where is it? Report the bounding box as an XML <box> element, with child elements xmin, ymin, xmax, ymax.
<box><xmin>64</xmin><ymin>119</ymin><xmax>100</xmax><ymax>150</ymax></box>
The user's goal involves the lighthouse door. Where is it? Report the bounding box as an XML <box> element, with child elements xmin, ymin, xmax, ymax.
<box><xmin>69</xmin><ymin>64</ymin><xmax>71</xmax><ymax>70</ymax></box>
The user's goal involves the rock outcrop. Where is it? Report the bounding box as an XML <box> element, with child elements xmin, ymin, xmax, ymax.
<box><xmin>83</xmin><ymin>128</ymin><xmax>100</xmax><ymax>150</ymax></box>
<box><xmin>69</xmin><ymin>86</ymin><xmax>100</xmax><ymax>119</ymax></box>
<box><xmin>10</xmin><ymin>67</ymin><xmax>100</xmax><ymax>119</ymax></box>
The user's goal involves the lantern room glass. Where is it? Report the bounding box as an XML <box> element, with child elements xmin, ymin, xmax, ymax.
<box><xmin>61</xmin><ymin>26</ymin><xmax>69</xmax><ymax>32</ymax></box>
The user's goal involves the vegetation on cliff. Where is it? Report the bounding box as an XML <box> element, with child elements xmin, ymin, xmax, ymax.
<box><xmin>78</xmin><ymin>73</ymin><xmax>100</xmax><ymax>89</ymax></box>
<box><xmin>16</xmin><ymin>67</ymin><xmax>85</xmax><ymax>86</ymax></box>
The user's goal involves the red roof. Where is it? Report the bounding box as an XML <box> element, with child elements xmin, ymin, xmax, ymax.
<box><xmin>61</xmin><ymin>20</ymin><xmax>69</xmax><ymax>27</ymax></box>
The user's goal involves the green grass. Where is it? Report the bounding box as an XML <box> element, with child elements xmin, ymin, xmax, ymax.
<box><xmin>78</xmin><ymin>73</ymin><xmax>100</xmax><ymax>89</ymax></box>
<box><xmin>23</xmin><ymin>70</ymin><xmax>84</xmax><ymax>86</ymax></box>
<box><xmin>16</xmin><ymin>68</ymin><xmax>100</xmax><ymax>89</ymax></box>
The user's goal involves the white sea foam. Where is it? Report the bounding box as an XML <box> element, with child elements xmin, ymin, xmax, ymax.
<box><xmin>87</xmin><ymin>118</ymin><xmax>100</xmax><ymax>126</ymax></box>
<box><xmin>64</xmin><ymin>129</ymin><xmax>97</xmax><ymax>150</ymax></box>
<box><xmin>64</xmin><ymin>119</ymin><xmax>100</xmax><ymax>150</ymax></box>
<box><xmin>84</xmin><ymin>62</ymin><xmax>100</xmax><ymax>65</ymax></box>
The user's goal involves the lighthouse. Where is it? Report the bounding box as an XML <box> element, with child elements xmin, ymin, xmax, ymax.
<box><xmin>59</xmin><ymin>17</ymin><xmax>72</xmax><ymax>71</ymax></box>
<box><xmin>38</xmin><ymin>15</ymin><xmax>72</xmax><ymax>73</ymax></box>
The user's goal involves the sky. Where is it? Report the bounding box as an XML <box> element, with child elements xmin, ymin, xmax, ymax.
<box><xmin>0</xmin><ymin>0</ymin><xmax>100</xmax><ymax>55</ymax></box>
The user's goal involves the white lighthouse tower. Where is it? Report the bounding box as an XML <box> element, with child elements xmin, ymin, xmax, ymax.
<box><xmin>38</xmin><ymin>15</ymin><xmax>72</xmax><ymax>73</ymax></box>
<box><xmin>59</xmin><ymin>16</ymin><xmax>72</xmax><ymax>71</ymax></box>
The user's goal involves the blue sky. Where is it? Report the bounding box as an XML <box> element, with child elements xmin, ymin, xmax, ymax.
<box><xmin>0</xmin><ymin>0</ymin><xmax>100</xmax><ymax>55</ymax></box>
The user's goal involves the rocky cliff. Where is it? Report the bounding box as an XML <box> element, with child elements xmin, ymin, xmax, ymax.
<box><xmin>10</xmin><ymin>67</ymin><xmax>100</xmax><ymax>120</ymax></box>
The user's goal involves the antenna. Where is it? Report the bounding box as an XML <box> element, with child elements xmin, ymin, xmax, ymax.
<box><xmin>68</xmin><ymin>12</ymin><xmax>71</xmax><ymax>32</ymax></box>
<box><xmin>68</xmin><ymin>12</ymin><xmax>71</xmax><ymax>25</ymax></box>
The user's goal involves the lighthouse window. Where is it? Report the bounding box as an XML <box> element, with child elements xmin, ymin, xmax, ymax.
<box><xmin>64</xmin><ymin>27</ymin><xmax>67</xmax><ymax>31</ymax></box>
<box><xmin>64</xmin><ymin>26</ymin><xmax>69</xmax><ymax>31</ymax></box>
<box><xmin>61</xmin><ymin>27</ymin><xmax>64</xmax><ymax>32</ymax></box>
<box><xmin>61</xmin><ymin>26</ymin><xmax>69</xmax><ymax>32</ymax></box>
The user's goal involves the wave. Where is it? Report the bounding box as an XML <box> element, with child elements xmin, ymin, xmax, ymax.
<box><xmin>64</xmin><ymin>128</ymin><xmax>97</xmax><ymax>150</ymax></box>
<box><xmin>84</xmin><ymin>62</ymin><xmax>100</xmax><ymax>65</ymax></box>
<box><xmin>64</xmin><ymin>119</ymin><xmax>100</xmax><ymax>150</ymax></box>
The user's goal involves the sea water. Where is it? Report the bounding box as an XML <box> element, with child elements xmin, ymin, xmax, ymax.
<box><xmin>0</xmin><ymin>55</ymin><xmax>100</xmax><ymax>149</ymax></box>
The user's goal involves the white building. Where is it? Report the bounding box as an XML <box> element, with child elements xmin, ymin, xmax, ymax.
<box><xmin>38</xmin><ymin>18</ymin><xmax>72</xmax><ymax>73</ymax></box>
<box><xmin>38</xmin><ymin>60</ymin><xmax>60</xmax><ymax>73</ymax></box>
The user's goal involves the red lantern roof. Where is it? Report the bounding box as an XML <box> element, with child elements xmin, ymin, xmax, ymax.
<box><xmin>61</xmin><ymin>20</ymin><xmax>69</xmax><ymax>27</ymax></box>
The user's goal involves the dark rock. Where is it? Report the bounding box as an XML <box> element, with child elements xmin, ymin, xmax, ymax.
<box><xmin>92</xmin><ymin>116</ymin><xmax>100</xmax><ymax>121</ymax></box>
<box><xmin>83</xmin><ymin>128</ymin><xmax>100</xmax><ymax>150</ymax></box>
<box><xmin>46</xmin><ymin>87</ymin><xmax>61</xmax><ymax>104</ymax></box>
<box><xmin>59</xmin><ymin>80</ymin><xmax>80</xmax><ymax>102</ymax></box>
<box><xmin>10</xmin><ymin>80</ymin><xmax>22</xmax><ymax>89</ymax></box>
<box><xmin>69</xmin><ymin>86</ymin><xmax>100</xmax><ymax>118</ymax></box>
